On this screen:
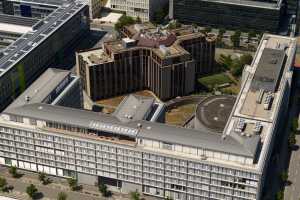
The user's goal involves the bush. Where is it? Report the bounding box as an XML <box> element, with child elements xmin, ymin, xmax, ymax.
<box><xmin>99</xmin><ymin>183</ymin><xmax>111</xmax><ymax>197</ymax></box>
<box><xmin>114</xmin><ymin>15</ymin><xmax>136</xmax><ymax>31</ymax></box>
<box><xmin>67</xmin><ymin>178</ymin><xmax>77</xmax><ymax>191</ymax></box>
<box><xmin>0</xmin><ymin>177</ymin><xmax>7</xmax><ymax>191</ymax></box>
<box><xmin>9</xmin><ymin>166</ymin><xmax>18</xmax><ymax>178</ymax></box>
<box><xmin>26</xmin><ymin>184</ymin><xmax>38</xmax><ymax>199</ymax></box>
<box><xmin>57</xmin><ymin>192</ymin><xmax>68</xmax><ymax>200</ymax></box>
<box><xmin>130</xmin><ymin>190</ymin><xmax>141</xmax><ymax>200</ymax></box>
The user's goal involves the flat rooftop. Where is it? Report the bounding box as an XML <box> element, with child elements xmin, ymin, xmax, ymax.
<box><xmin>224</xmin><ymin>34</ymin><xmax>296</xmax><ymax>171</ymax></box>
<box><xmin>0</xmin><ymin>14</ymin><xmax>39</xmax><ymax>27</ymax></box>
<box><xmin>196</xmin><ymin>95</ymin><xmax>236</xmax><ymax>133</ymax></box>
<box><xmin>202</xmin><ymin>0</ymin><xmax>282</xmax><ymax>9</ymax></box>
<box><xmin>0</xmin><ymin>0</ymin><xmax>87</xmax><ymax>74</ymax></box>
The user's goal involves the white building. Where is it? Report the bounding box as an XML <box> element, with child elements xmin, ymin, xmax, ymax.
<box><xmin>0</xmin><ymin>34</ymin><xmax>297</xmax><ymax>200</ymax></box>
<box><xmin>110</xmin><ymin>0</ymin><xmax>168</xmax><ymax>21</ymax></box>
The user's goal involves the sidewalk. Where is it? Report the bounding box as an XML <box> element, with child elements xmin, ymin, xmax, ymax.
<box><xmin>0</xmin><ymin>166</ymin><xmax>150</xmax><ymax>200</ymax></box>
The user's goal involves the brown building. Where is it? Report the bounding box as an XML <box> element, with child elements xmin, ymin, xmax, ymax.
<box><xmin>76</xmin><ymin>24</ymin><xmax>216</xmax><ymax>101</ymax></box>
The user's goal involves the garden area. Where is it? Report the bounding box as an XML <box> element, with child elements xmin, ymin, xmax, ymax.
<box><xmin>197</xmin><ymin>53</ymin><xmax>253</xmax><ymax>95</ymax></box>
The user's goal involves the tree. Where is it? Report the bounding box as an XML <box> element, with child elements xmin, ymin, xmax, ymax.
<box><xmin>26</xmin><ymin>184</ymin><xmax>38</xmax><ymax>199</ymax></box>
<box><xmin>153</xmin><ymin>8</ymin><xmax>165</xmax><ymax>24</ymax></box>
<box><xmin>219</xmin><ymin>54</ymin><xmax>233</xmax><ymax>69</ymax></box>
<box><xmin>114</xmin><ymin>15</ymin><xmax>136</xmax><ymax>31</ymax></box>
<box><xmin>38</xmin><ymin>172</ymin><xmax>46</xmax><ymax>184</ymax></box>
<box><xmin>204</xmin><ymin>26</ymin><xmax>212</xmax><ymax>33</ymax></box>
<box><xmin>136</xmin><ymin>16</ymin><xmax>142</xmax><ymax>23</ymax></box>
<box><xmin>288</xmin><ymin>133</ymin><xmax>296</xmax><ymax>148</ymax></box>
<box><xmin>57</xmin><ymin>192</ymin><xmax>68</xmax><ymax>200</ymax></box>
<box><xmin>240</xmin><ymin>54</ymin><xmax>253</xmax><ymax>66</ymax></box>
<box><xmin>219</xmin><ymin>28</ymin><xmax>226</xmax><ymax>36</ymax></box>
<box><xmin>231</xmin><ymin>31</ymin><xmax>241</xmax><ymax>48</ymax></box>
<box><xmin>291</xmin><ymin>118</ymin><xmax>298</xmax><ymax>132</ymax></box>
<box><xmin>248</xmin><ymin>30</ymin><xmax>257</xmax><ymax>41</ymax></box>
<box><xmin>276</xmin><ymin>190</ymin><xmax>284</xmax><ymax>200</ymax></box>
<box><xmin>280</xmin><ymin>171</ymin><xmax>288</xmax><ymax>183</ymax></box>
<box><xmin>0</xmin><ymin>177</ymin><xmax>7</xmax><ymax>192</ymax></box>
<box><xmin>9</xmin><ymin>166</ymin><xmax>18</xmax><ymax>178</ymax></box>
<box><xmin>130</xmin><ymin>190</ymin><xmax>141</xmax><ymax>200</ymax></box>
<box><xmin>99</xmin><ymin>183</ymin><xmax>111</xmax><ymax>197</ymax></box>
<box><xmin>67</xmin><ymin>178</ymin><xmax>77</xmax><ymax>191</ymax></box>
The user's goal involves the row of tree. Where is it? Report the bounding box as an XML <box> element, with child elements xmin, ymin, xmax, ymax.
<box><xmin>219</xmin><ymin>53</ymin><xmax>253</xmax><ymax>77</ymax></box>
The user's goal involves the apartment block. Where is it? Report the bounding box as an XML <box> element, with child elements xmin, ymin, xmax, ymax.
<box><xmin>76</xmin><ymin>24</ymin><xmax>216</xmax><ymax>101</ymax></box>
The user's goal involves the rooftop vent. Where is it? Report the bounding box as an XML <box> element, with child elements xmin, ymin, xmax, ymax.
<box><xmin>256</xmin><ymin>89</ymin><xmax>264</xmax><ymax>104</ymax></box>
<box><xmin>235</xmin><ymin>119</ymin><xmax>246</xmax><ymax>133</ymax></box>
<box><xmin>253</xmin><ymin>122</ymin><xmax>262</xmax><ymax>134</ymax></box>
<box><xmin>25</xmin><ymin>95</ymin><xmax>30</xmax><ymax>102</ymax></box>
<box><xmin>263</xmin><ymin>92</ymin><xmax>273</xmax><ymax>110</ymax></box>
<box><xmin>122</xmin><ymin>38</ymin><xmax>136</xmax><ymax>48</ymax></box>
<box><xmin>159</xmin><ymin>45</ymin><xmax>170</xmax><ymax>56</ymax></box>
<box><xmin>137</xmin><ymin>123</ymin><xmax>142</xmax><ymax>128</ymax></box>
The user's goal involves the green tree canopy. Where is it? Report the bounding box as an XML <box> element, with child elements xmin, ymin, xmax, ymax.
<box><xmin>114</xmin><ymin>15</ymin><xmax>136</xmax><ymax>31</ymax></box>
<box><xmin>130</xmin><ymin>190</ymin><xmax>141</xmax><ymax>200</ymax></box>
<box><xmin>26</xmin><ymin>184</ymin><xmax>38</xmax><ymax>199</ymax></box>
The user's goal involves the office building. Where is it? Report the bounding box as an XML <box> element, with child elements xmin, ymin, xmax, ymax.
<box><xmin>169</xmin><ymin>0</ymin><xmax>284</xmax><ymax>33</ymax></box>
<box><xmin>0</xmin><ymin>0</ymin><xmax>99</xmax><ymax>19</ymax></box>
<box><xmin>76</xmin><ymin>24</ymin><xmax>216</xmax><ymax>101</ymax></box>
<box><xmin>0</xmin><ymin>14</ymin><xmax>39</xmax><ymax>50</ymax></box>
<box><xmin>0</xmin><ymin>0</ymin><xmax>90</xmax><ymax>111</ymax></box>
<box><xmin>0</xmin><ymin>34</ymin><xmax>296</xmax><ymax>200</ymax></box>
<box><xmin>110</xmin><ymin>0</ymin><xmax>168</xmax><ymax>22</ymax></box>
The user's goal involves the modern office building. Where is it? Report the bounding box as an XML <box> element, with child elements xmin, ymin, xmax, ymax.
<box><xmin>169</xmin><ymin>0</ymin><xmax>284</xmax><ymax>33</ymax></box>
<box><xmin>0</xmin><ymin>0</ymin><xmax>99</xmax><ymax>19</ymax></box>
<box><xmin>110</xmin><ymin>0</ymin><xmax>168</xmax><ymax>22</ymax></box>
<box><xmin>0</xmin><ymin>14</ymin><xmax>38</xmax><ymax>50</ymax></box>
<box><xmin>76</xmin><ymin>24</ymin><xmax>216</xmax><ymax>101</ymax></box>
<box><xmin>0</xmin><ymin>0</ymin><xmax>90</xmax><ymax>111</ymax></box>
<box><xmin>0</xmin><ymin>34</ymin><xmax>296</xmax><ymax>200</ymax></box>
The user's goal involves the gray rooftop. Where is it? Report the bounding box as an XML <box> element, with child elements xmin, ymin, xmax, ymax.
<box><xmin>6</xmin><ymin>68</ymin><xmax>71</xmax><ymax>110</ymax></box>
<box><xmin>0</xmin><ymin>14</ymin><xmax>39</xmax><ymax>27</ymax></box>
<box><xmin>113</xmin><ymin>95</ymin><xmax>155</xmax><ymax>123</ymax></box>
<box><xmin>251</xmin><ymin>48</ymin><xmax>286</xmax><ymax>92</ymax></box>
<box><xmin>5</xmin><ymin>0</ymin><xmax>73</xmax><ymax>6</ymax></box>
<box><xmin>0</xmin><ymin>0</ymin><xmax>86</xmax><ymax>72</ymax></box>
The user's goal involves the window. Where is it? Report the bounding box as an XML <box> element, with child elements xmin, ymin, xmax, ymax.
<box><xmin>162</xmin><ymin>142</ymin><xmax>173</xmax><ymax>150</ymax></box>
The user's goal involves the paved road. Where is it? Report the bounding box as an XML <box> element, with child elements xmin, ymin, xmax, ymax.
<box><xmin>285</xmin><ymin>132</ymin><xmax>300</xmax><ymax>200</ymax></box>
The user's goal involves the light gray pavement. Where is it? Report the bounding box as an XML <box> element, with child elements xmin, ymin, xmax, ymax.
<box><xmin>284</xmin><ymin>133</ymin><xmax>300</xmax><ymax>200</ymax></box>
<box><xmin>284</xmin><ymin>85</ymin><xmax>300</xmax><ymax>200</ymax></box>
<box><xmin>0</xmin><ymin>166</ymin><xmax>154</xmax><ymax>200</ymax></box>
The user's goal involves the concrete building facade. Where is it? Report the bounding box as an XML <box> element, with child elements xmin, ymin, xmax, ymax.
<box><xmin>0</xmin><ymin>0</ymin><xmax>90</xmax><ymax>111</ymax></box>
<box><xmin>76</xmin><ymin>24</ymin><xmax>216</xmax><ymax>101</ymax></box>
<box><xmin>169</xmin><ymin>0</ymin><xmax>284</xmax><ymax>33</ymax></box>
<box><xmin>0</xmin><ymin>34</ymin><xmax>296</xmax><ymax>200</ymax></box>
<box><xmin>110</xmin><ymin>0</ymin><xmax>168</xmax><ymax>22</ymax></box>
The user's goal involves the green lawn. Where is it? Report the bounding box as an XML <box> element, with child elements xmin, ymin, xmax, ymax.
<box><xmin>198</xmin><ymin>73</ymin><xmax>233</xmax><ymax>90</ymax></box>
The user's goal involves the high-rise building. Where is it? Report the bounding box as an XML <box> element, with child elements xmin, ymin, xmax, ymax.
<box><xmin>0</xmin><ymin>0</ymin><xmax>90</xmax><ymax>111</ymax></box>
<box><xmin>110</xmin><ymin>0</ymin><xmax>169</xmax><ymax>22</ymax></box>
<box><xmin>76</xmin><ymin>24</ymin><xmax>216</xmax><ymax>101</ymax></box>
<box><xmin>169</xmin><ymin>0</ymin><xmax>284</xmax><ymax>33</ymax></box>
<box><xmin>0</xmin><ymin>34</ymin><xmax>295</xmax><ymax>200</ymax></box>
